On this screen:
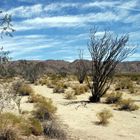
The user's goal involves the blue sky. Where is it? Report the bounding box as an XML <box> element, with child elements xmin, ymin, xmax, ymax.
<box><xmin>0</xmin><ymin>0</ymin><xmax>140</xmax><ymax>61</ymax></box>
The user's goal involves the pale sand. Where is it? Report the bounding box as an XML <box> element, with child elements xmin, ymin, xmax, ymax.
<box><xmin>26</xmin><ymin>85</ymin><xmax>140</xmax><ymax>140</ymax></box>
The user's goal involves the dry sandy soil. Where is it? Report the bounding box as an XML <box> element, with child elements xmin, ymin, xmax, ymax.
<box><xmin>21</xmin><ymin>84</ymin><xmax>140</xmax><ymax>140</ymax></box>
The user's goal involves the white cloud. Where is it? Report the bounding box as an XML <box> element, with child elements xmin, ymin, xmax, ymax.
<box><xmin>83</xmin><ymin>1</ymin><xmax>120</xmax><ymax>9</ymax></box>
<box><xmin>7</xmin><ymin>4</ymin><xmax>43</xmax><ymax>18</ymax></box>
<box><xmin>14</xmin><ymin>12</ymin><xmax>119</xmax><ymax>31</ymax></box>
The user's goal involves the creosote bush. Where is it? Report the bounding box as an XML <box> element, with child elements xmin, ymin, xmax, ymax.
<box><xmin>64</xmin><ymin>91</ymin><xmax>77</xmax><ymax>100</ymax></box>
<box><xmin>117</xmin><ymin>98</ymin><xmax>139</xmax><ymax>111</ymax></box>
<box><xmin>105</xmin><ymin>92</ymin><xmax>123</xmax><ymax>104</ymax></box>
<box><xmin>96</xmin><ymin>109</ymin><xmax>113</xmax><ymax>125</ymax></box>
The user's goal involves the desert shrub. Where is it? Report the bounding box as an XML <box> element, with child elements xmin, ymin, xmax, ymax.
<box><xmin>105</xmin><ymin>92</ymin><xmax>122</xmax><ymax>104</ymax></box>
<box><xmin>57</xmin><ymin>82</ymin><xmax>68</xmax><ymax>89</ymax></box>
<box><xmin>128</xmin><ymin>86</ymin><xmax>135</xmax><ymax>94</ymax></box>
<box><xmin>117</xmin><ymin>98</ymin><xmax>139</xmax><ymax>111</ymax></box>
<box><xmin>115</xmin><ymin>78</ymin><xmax>133</xmax><ymax>91</ymax></box>
<box><xmin>28</xmin><ymin>118</ymin><xmax>43</xmax><ymax>136</ymax></box>
<box><xmin>39</xmin><ymin>78</ymin><xmax>48</xmax><ymax>86</ymax></box>
<box><xmin>0</xmin><ymin>127</ymin><xmax>18</xmax><ymax>140</ymax></box>
<box><xmin>47</xmin><ymin>81</ymin><xmax>56</xmax><ymax>88</ymax></box>
<box><xmin>53</xmin><ymin>86</ymin><xmax>65</xmax><ymax>93</ymax></box>
<box><xmin>32</xmin><ymin>95</ymin><xmax>57</xmax><ymax>121</ymax></box>
<box><xmin>72</xmin><ymin>84</ymin><xmax>89</xmax><ymax>95</ymax></box>
<box><xmin>0</xmin><ymin>113</ymin><xmax>31</xmax><ymax>139</ymax></box>
<box><xmin>43</xmin><ymin>120</ymin><xmax>66</xmax><ymax>140</ymax></box>
<box><xmin>96</xmin><ymin>109</ymin><xmax>113</xmax><ymax>125</ymax></box>
<box><xmin>64</xmin><ymin>91</ymin><xmax>77</xmax><ymax>100</ymax></box>
<box><xmin>52</xmin><ymin>81</ymin><xmax>68</xmax><ymax>93</ymax></box>
<box><xmin>28</xmin><ymin>94</ymin><xmax>44</xmax><ymax>103</ymax></box>
<box><xmin>18</xmin><ymin>84</ymin><xmax>34</xmax><ymax>96</ymax></box>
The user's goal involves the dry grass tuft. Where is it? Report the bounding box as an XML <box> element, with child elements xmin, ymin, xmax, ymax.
<box><xmin>32</xmin><ymin>95</ymin><xmax>57</xmax><ymax>121</ymax></box>
<box><xmin>105</xmin><ymin>92</ymin><xmax>123</xmax><ymax>104</ymax></box>
<box><xmin>18</xmin><ymin>84</ymin><xmax>34</xmax><ymax>96</ymax></box>
<box><xmin>64</xmin><ymin>91</ymin><xmax>77</xmax><ymax>100</ymax></box>
<box><xmin>96</xmin><ymin>109</ymin><xmax>113</xmax><ymax>125</ymax></box>
<box><xmin>117</xmin><ymin>98</ymin><xmax>139</xmax><ymax>111</ymax></box>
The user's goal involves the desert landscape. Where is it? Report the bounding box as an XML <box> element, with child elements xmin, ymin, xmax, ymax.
<box><xmin>0</xmin><ymin>0</ymin><xmax>140</xmax><ymax>140</ymax></box>
<box><xmin>0</xmin><ymin>62</ymin><xmax>140</xmax><ymax>140</ymax></box>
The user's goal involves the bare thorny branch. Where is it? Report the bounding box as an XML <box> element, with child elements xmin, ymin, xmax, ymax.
<box><xmin>87</xmin><ymin>28</ymin><xmax>133</xmax><ymax>102</ymax></box>
<box><xmin>0</xmin><ymin>11</ymin><xmax>15</xmax><ymax>38</ymax></box>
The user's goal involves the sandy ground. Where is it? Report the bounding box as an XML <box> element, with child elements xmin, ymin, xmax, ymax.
<box><xmin>25</xmin><ymin>85</ymin><xmax>140</xmax><ymax>140</ymax></box>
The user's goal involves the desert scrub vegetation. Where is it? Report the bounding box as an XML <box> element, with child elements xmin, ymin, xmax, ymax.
<box><xmin>115</xmin><ymin>78</ymin><xmax>134</xmax><ymax>91</ymax></box>
<box><xmin>72</xmin><ymin>84</ymin><xmax>89</xmax><ymax>95</ymax></box>
<box><xmin>52</xmin><ymin>81</ymin><xmax>68</xmax><ymax>93</ymax></box>
<box><xmin>0</xmin><ymin>112</ymin><xmax>22</xmax><ymax>140</ymax></box>
<box><xmin>105</xmin><ymin>92</ymin><xmax>123</xmax><ymax>104</ymax></box>
<box><xmin>53</xmin><ymin>86</ymin><xmax>65</xmax><ymax>93</ymax></box>
<box><xmin>0</xmin><ymin>112</ymin><xmax>46</xmax><ymax>139</ymax></box>
<box><xmin>18</xmin><ymin>83</ymin><xmax>34</xmax><ymax>96</ymax></box>
<box><xmin>96</xmin><ymin>109</ymin><xmax>113</xmax><ymax>125</ymax></box>
<box><xmin>28</xmin><ymin>94</ymin><xmax>44</xmax><ymax>103</ymax></box>
<box><xmin>43</xmin><ymin>120</ymin><xmax>67</xmax><ymax>140</ymax></box>
<box><xmin>64</xmin><ymin>90</ymin><xmax>77</xmax><ymax>100</ymax></box>
<box><xmin>38</xmin><ymin>77</ymin><xmax>49</xmax><ymax>86</ymax></box>
<box><xmin>28</xmin><ymin>117</ymin><xmax>43</xmax><ymax>136</ymax></box>
<box><xmin>117</xmin><ymin>98</ymin><xmax>139</xmax><ymax>111</ymax></box>
<box><xmin>32</xmin><ymin>94</ymin><xmax>57</xmax><ymax>121</ymax></box>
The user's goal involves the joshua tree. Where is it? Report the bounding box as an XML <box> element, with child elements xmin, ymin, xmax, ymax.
<box><xmin>88</xmin><ymin>28</ymin><xmax>133</xmax><ymax>102</ymax></box>
<box><xmin>76</xmin><ymin>49</ymin><xmax>87</xmax><ymax>84</ymax></box>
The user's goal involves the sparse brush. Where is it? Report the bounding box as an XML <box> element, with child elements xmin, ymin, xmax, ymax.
<box><xmin>53</xmin><ymin>86</ymin><xmax>65</xmax><ymax>93</ymax></box>
<box><xmin>43</xmin><ymin>120</ymin><xmax>66</xmax><ymax>140</ymax></box>
<box><xmin>39</xmin><ymin>78</ymin><xmax>48</xmax><ymax>86</ymax></box>
<box><xmin>32</xmin><ymin>95</ymin><xmax>57</xmax><ymax>121</ymax></box>
<box><xmin>73</xmin><ymin>84</ymin><xmax>88</xmax><ymax>95</ymax></box>
<box><xmin>28</xmin><ymin>117</ymin><xmax>43</xmax><ymax>136</ymax></box>
<box><xmin>64</xmin><ymin>91</ymin><xmax>77</xmax><ymax>100</ymax></box>
<box><xmin>115</xmin><ymin>78</ymin><xmax>134</xmax><ymax>91</ymax></box>
<box><xmin>57</xmin><ymin>82</ymin><xmax>68</xmax><ymax>89</ymax></box>
<box><xmin>128</xmin><ymin>86</ymin><xmax>135</xmax><ymax>94</ymax></box>
<box><xmin>117</xmin><ymin>98</ymin><xmax>139</xmax><ymax>111</ymax></box>
<box><xmin>28</xmin><ymin>94</ymin><xmax>44</xmax><ymax>103</ymax></box>
<box><xmin>96</xmin><ymin>109</ymin><xmax>113</xmax><ymax>125</ymax></box>
<box><xmin>18</xmin><ymin>84</ymin><xmax>34</xmax><ymax>96</ymax></box>
<box><xmin>105</xmin><ymin>92</ymin><xmax>122</xmax><ymax>104</ymax></box>
<box><xmin>0</xmin><ymin>113</ymin><xmax>30</xmax><ymax>139</ymax></box>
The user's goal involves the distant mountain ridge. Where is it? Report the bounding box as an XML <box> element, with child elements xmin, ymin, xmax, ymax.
<box><xmin>8</xmin><ymin>60</ymin><xmax>140</xmax><ymax>74</ymax></box>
